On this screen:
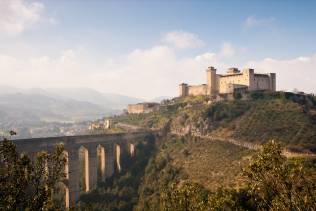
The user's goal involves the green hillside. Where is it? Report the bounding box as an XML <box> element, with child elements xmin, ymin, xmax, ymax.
<box><xmin>113</xmin><ymin>91</ymin><xmax>316</xmax><ymax>152</ymax></box>
<box><xmin>136</xmin><ymin>135</ymin><xmax>254</xmax><ymax>210</ymax></box>
<box><xmin>215</xmin><ymin>97</ymin><xmax>316</xmax><ymax>152</ymax></box>
<box><xmin>82</xmin><ymin>91</ymin><xmax>316</xmax><ymax>210</ymax></box>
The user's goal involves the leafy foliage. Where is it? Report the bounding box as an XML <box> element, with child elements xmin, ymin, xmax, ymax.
<box><xmin>243</xmin><ymin>140</ymin><xmax>316</xmax><ymax>210</ymax></box>
<box><xmin>160</xmin><ymin>182</ymin><xmax>208</xmax><ymax>211</ymax></box>
<box><xmin>0</xmin><ymin>139</ymin><xmax>66</xmax><ymax>210</ymax></box>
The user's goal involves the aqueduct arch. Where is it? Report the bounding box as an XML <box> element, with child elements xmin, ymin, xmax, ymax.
<box><xmin>11</xmin><ymin>131</ymin><xmax>153</xmax><ymax>207</ymax></box>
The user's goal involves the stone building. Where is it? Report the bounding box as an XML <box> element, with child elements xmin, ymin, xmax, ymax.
<box><xmin>179</xmin><ymin>66</ymin><xmax>276</xmax><ymax>97</ymax></box>
<box><xmin>88</xmin><ymin>119</ymin><xmax>112</xmax><ymax>130</ymax></box>
<box><xmin>127</xmin><ymin>102</ymin><xmax>160</xmax><ymax>114</ymax></box>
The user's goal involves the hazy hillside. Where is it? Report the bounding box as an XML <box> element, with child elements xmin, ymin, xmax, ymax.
<box><xmin>0</xmin><ymin>86</ymin><xmax>143</xmax><ymax>123</ymax></box>
<box><xmin>46</xmin><ymin>87</ymin><xmax>144</xmax><ymax>109</ymax></box>
<box><xmin>0</xmin><ymin>86</ymin><xmax>145</xmax><ymax>138</ymax></box>
<box><xmin>0</xmin><ymin>86</ymin><xmax>143</xmax><ymax>109</ymax></box>
<box><xmin>0</xmin><ymin>93</ymin><xmax>113</xmax><ymax>123</ymax></box>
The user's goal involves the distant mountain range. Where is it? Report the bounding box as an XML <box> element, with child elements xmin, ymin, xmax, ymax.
<box><xmin>0</xmin><ymin>86</ymin><xmax>144</xmax><ymax>125</ymax></box>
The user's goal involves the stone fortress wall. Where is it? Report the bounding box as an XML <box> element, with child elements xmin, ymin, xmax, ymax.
<box><xmin>187</xmin><ymin>84</ymin><xmax>208</xmax><ymax>96</ymax></box>
<box><xmin>127</xmin><ymin>102</ymin><xmax>160</xmax><ymax>114</ymax></box>
<box><xmin>179</xmin><ymin>66</ymin><xmax>276</xmax><ymax>97</ymax></box>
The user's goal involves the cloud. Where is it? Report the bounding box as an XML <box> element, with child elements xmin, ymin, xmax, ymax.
<box><xmin>91</xmin><ymin>45</ymin><xmax>224</xmax><ymax>98</ymax></box>
<box><xmin>0</xmin><ymin>54</ymin><xmax>18</xmax><ymax>69</ymax></box>
<box><xmin>219</xmin><ymin>42</ymin><xmax>235</xmax><ymax>58</ymax></box>
<box><xmin>246</xmin><ymin>54</ymin><xmax>316</xmax><ymax>93</ymax></box>
<box><xmin>0</xmin><ymin>45</ymin><xmax>228</xmax><ymax>99</ymax></box>
<box><xmin>60</xmin><ymin>49</ymin><xmax>76</xmax><ymax>63</ymax></box>
<box><xmin>162</xmin><ymin>30</ymin><xmax>204</xmax><ymax>49</ymax></box>
<box><xmin>0</xmin><ymin>38</ymin><xmax>315</xmax><ymax>99</ymax></box>
<box><xmin>0</xmin><ymin>0</ymin><xmax>47</xmax><ymax>35</ymax></box>
<box><xmin>244</xmin><ymin>16</ymin><xmax>275</xmax><ymax>28</ymax></box>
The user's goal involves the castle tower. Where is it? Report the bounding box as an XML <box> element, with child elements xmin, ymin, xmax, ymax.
<box><xmin>179</xmin><ymin>83</ymin><xmax>188</xmax><ymax>97</ymax></box>
<box><xmin>242</xmin><ymin>68</ymin><xmax>255</xmax><ymax>91</ymax></box>
<box><xmin>269</xmin><ymin>73</ymin><xmax>276</xmax><ymax>91</ymax></box>
<box><xmin>206</xmin><ymin>66</ymin><xmax>217</xmax><ymax>95</ymax></box>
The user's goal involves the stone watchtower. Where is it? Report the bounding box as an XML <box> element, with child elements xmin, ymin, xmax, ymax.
<box><xmin>269</xmin><ymin>73</ymin><xmax>276</xmax><ymax>92</ymax></box>
<box><xmin>206</xmin><ymin>66</ymin><xmax>217</xmax><ymax>96</ymax></box>
<box><xmin>179</xmin><ymin>83</ymin><xmax>188</xmax><ymax>97</ymax></box>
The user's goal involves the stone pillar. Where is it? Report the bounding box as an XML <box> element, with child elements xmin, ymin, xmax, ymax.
<box><xmin>68</xmin><ymin>148</ymin><xmax>80</xmax><ymax>207</ymax></box>
<box><xmin>130</xmin><ymin>143</ymin><xmax>135</xmax><ymax>157</ymax></box>
<box><xmin>78</xmin><ymin>146</ymin><xmax>90</xmax><ymax>193</ymax></box>
<box><xmin>88</xmin><ymin>146</ymin><xmax>98</xmax><ymax>189</ymax></box>
<box><xmin>105</xmin><ymin>145</ymin><xmax>114</xmax><ymax>177</ymax></box>
<box><xmin>65</xmin><ymin>185</ymin><xmax>69</xmax><ymax>209</ymax></box>
<box><xmin>115</xmin><ymin>144</ymin><xmax>121</xmax><ymax>173</ymax></box>
<box><xmin>97</xmin><ymin>145</ymin><xmax>106</xmax><ymax>182</ymax></box>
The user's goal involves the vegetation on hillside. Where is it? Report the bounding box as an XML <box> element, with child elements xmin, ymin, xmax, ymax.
<box><xmin>134</xmin><ymin>134</ymin><xmax>254</xmax><ymax>210</ymax></box>
<box><xmin>113</xmin><ymin>91</ymin><xmax>316</xmax><ymax>152</ymax></box>
<box><xmin>75</xmin><ymin>135</ymin><xmax>316</xmax><ymax>211</ymax></box>
<box><xmin>160</xmin><ymin>141</ymin><xmax>316</xmax><ymax>210</ymax></box>
<box><xmin>136</xmin><ymin>136</ymin><xmax>186</xmax><ymax>211</ymax></box>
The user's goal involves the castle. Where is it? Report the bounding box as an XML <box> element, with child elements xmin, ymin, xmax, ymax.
<box><xmin>179</xmin><ymin>66</ymin><xmax>276</xmax><ymax>97</ymax></box>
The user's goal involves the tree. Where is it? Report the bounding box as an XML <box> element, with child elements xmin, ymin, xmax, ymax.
<box><xmin>243</xmin><ymin>140</ymin><xmax>316</xmax><ymax>210</ymax></box>
<box><xmin>161</xmin><ymin>182</ymin><xmax>209</xmax><ymax>211</ymax></box>
<box><xmin>0</xmin><ymin>139</ymin><xmax>66</xmax><ymax>210</ymax></box>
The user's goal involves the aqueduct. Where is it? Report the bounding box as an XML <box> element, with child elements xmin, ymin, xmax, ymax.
<box><xmin>12</xmin><ymin>132</ymin><xmax>153</xmax><ymax>208</ymax></box>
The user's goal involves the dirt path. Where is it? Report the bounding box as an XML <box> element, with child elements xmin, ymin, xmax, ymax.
<box><xmin>114</xmin><ymin>122</ymin><xmax>316</xmax><ymax>158</ymax></box>
<box><xmin>116</xmin><ymin>123</ymin><xmax>143</xmax><ymax>131</ymax></box>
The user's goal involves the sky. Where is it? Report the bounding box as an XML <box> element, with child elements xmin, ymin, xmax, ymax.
<box><xmin>0</xmin><ymin>0</ymin><xmax>315</xmax><ymax>99</ymax></box>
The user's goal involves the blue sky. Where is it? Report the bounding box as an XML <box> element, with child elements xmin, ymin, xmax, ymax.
<box><xmin>36</xmin><ymin>0</ymin><xmax>316</xmax><ymax>58</ymax></box>
<box><xmin>0</xmin><ymin>0</ymin><xmax>315</xmax><ymax>99</ymax></box>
